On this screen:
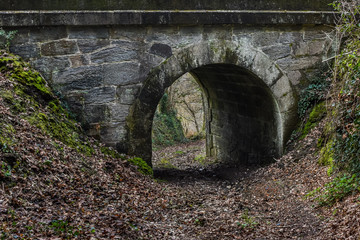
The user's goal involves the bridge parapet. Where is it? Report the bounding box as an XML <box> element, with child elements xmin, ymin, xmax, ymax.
<box><xmin>0</xmin><ymin>0</ymin><xmax>334</xmax><ymax>11</ymax></box>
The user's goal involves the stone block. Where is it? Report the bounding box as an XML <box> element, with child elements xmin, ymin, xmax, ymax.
<box><xmin>77</xmin><ymin>39</ymin><xmax>110</xmax><ymax>53</ymax></box>
<box><xmin>9</xmin><ymin>43</ymin><xmax>40</xmax><ymax>60</ymax></box>
<box><xmin>83</xmin><ymin>104</ymin><xmax>108</xmax><ymax>123</ymax></box>
<box><xmin>90</xmin><ymin>43</ymin><xmax>138</xmax><ymax>64</ymax></box>
<box><xmin>116</xmin><ymin>85</ymin><xmax>141</xmax><ymax>104</ymax></box>
<box><xmin>251</xmin><ymin>32</ymin><xmax>280</xmax><ymax>47</ymax></box>
<box><xmin>29</xmin><ymin>26</ymin><xmax>67</xmax><ymax>42</ymax></box>
<box><xmin>149</xmin><ymin>43</ymin><xmax>172</xmax><ymax>58</ymax></box>
<box><xmin>276</xmin><ymin>56</ymin><xmax>321</xmax><ymax>71</ymax></box>
<box><xmin>287</xmin><ymin>70</ymin><xmax>303</xmax><ymax>86</ymax></box>
<box><xmin>68</xmin><ymin>26</ymin><xmax>109</xmax><ymax>39</ymax></box>
<box><xmin>69</xmin><ymin>55</ymin><xmax>89</xmax><ymax>67</ymax></box>
<box><xmin>111</xmin><ymin>26</ymin><xmax>146</xmax><ymax>41</ymax></box>
<box><xmin>53</xmin><ymin>65</ymin><xmax>104</xmax><ymax>90</ymax></box>
<box><xmin>31</xmin><ymin>56</ymin><xmax>70</xmax><ymax>81</ymax></box>
<box><xmin>104</xmin><ymin>62</ymin><xmax>141</xmax><ymax>85</ymax></box>
<box><xmin>84</xmin><ymin>86</ymin><xmax>116</xmax><ymax>104</ymax></box>
<box><xmin>294</xmin><ymin>40</ymin><xmax>325</xmax><ymax>56</ymax></box>
<box><xmin>10</xmin><ymin>28</ymin><xmax>30</xmax><ymax>45</ymax></box>
<box><xmin>100</xmin><ymin>122</ymin><xmax>127</xmax><ymax>143</ymax></box>
<box><xmin>278</xmin><ymin>32</ymin><xmax>302</xmax><ymax>44</ymax></box>
<box><xmin>252</xmin><ymin>52</ymin><xmax>281</xmax><ymax>86</ymax></box>
<box><xmin>261</xmin><ymin>44</ymin><xmax>291</xmax><ymax>60</ymax></box>
<box><xmin>63</xmin><ymin>92</ymin><xmax>85</xmax><ymax>119</ymax></box>
<box><xmin>41</xmin><ymin>40</ymin><xmax>78</xmax><ymax>56</ymax></box>
<box><xmin>107</xmin><ymin>103</ymin><xmax>130</xmax><ymax>122</ymax></box>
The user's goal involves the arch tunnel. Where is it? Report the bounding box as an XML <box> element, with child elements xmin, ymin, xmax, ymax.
<box><xmin>127</xmin><ymin>43</ymin><xmax>297</xmax><ymax>167</ymax></box>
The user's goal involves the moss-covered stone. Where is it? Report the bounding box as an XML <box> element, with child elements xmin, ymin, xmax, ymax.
<box><xmin>127</xmin><ymin>157</ymin><xmax>153</xmax><ymax>176</ymax></box>
<box><xmin>0</xmin><ymin>53</ymin><xmax>52</xmax><ymax>98</ymax></box>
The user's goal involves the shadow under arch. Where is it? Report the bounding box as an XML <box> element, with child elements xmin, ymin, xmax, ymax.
<box><xmin>127</xmin><ymin>41</ymin><xmax>297</xmax><ymax>166</ymax></box>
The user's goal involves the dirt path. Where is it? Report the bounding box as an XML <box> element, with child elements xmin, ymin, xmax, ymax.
<box><xmin>151</xmin><ymin>129</ymin><xmax>331</xmax><ymax>239</ymax></box>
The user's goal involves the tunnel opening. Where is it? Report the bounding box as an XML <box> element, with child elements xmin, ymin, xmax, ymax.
<box><xmin>146</xmin><ymin>63</ymin><xmax>281</xmax><ymax>179</ymax></box>
<box><xmin>127</xmin><ymin>40</ymin><xmax>297</xmax><ymax>176</ymax></box>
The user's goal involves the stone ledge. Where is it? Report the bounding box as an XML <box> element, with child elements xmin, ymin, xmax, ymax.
<box><xmin>0</xmin><ymin>10</ymin><xmax>337</xmax><ymax>27</ymax></box>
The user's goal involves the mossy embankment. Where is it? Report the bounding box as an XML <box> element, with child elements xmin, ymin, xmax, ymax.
<box><xmin>296</xmin><ymin>1</ymin><xmax>360</xmax><ymax>206</ymax></box>
<box><xmin>0</xmin><ymin>51</ymin><xmax>152</xmax><ymax>176</ymax></box>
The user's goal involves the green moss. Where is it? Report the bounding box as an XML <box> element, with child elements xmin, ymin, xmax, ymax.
<box><xmin>100</xmin><ymin>146</ymin><xmax>122</xmax><ymax>159</ymax></box>
<box><xmin>0</xmin><ymin>52</ymin><xmax>52</xmax><ymax>98</ymax></box>
<box><xmin>127</xmin><ymin>157</ymin><xmax>153</xmax><ymax>176</ymax></box>
<box><xmin>158</xmin><ymin>158</ymin><xmax>177</xmax><ymax>169</ymax></box>
<box><xmin>26</xmin><ymin>109</ymin><xmax>94</xmax><ymax>156</ymax></box>
<box><xmin>0</xmin><ymin>123</ymin><xmax>16</xmax><ymax>150</ymax></box>
<box><xmin>318</xmin><ymin>139</ymin><xmax>335</xmax><ymax>175</ymax></box>
<box><xmin>300</xmin><ymin>101</ymin><xmax>326</xmax><ymax>139</ymax></box>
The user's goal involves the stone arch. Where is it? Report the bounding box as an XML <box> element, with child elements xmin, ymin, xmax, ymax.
<box><xmin>127</xmin><ymin>40</ymin><xmax>297</xmax><ymax>166</ymax></box>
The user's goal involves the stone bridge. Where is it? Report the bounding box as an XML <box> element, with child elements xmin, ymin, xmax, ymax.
<box><xmin>0</xmin><ymin>0</ymin><xmax>336</xmax><ymax>166</ymax></box>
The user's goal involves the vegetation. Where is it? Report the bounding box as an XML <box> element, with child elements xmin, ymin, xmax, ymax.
<box><xmin>0</xmin><ymin>28</ymin><xmax>17</xmax><ymax>51</ymax></box>
<box><xmin>0</xmin><ymin>51</ymin><xmax>94</xmax><ymax>156</ymax></box>
<box><xmin>306</xmin><ymin>0</ymin><xmax>360</xmax><ymax>206</ymax></box>
<box><xmin>152</xmin><ymin>93</ymin><xmax>187</xmax><ymax>149</ymax></box>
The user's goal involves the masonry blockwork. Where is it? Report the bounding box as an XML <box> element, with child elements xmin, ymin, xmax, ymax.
<box><xmin>129</xmin><ymin>63</ymin><xmax>282</xmax><ymax>166</ymax></box>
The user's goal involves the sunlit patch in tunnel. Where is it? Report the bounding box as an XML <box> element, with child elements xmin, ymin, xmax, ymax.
<box><xmin>151</xmin><ymin>73</ymin><xmax>212</xmax><ymax>172</ymax></box>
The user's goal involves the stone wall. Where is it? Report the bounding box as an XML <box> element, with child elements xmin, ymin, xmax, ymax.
<box><xmin>5</xmin><ymin>22</ymin><xmax>334</xmax><ymax>165</ymax></box>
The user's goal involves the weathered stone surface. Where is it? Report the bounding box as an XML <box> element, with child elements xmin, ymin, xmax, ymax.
<box><xmin>41</xmin><ymin>40</ymin><xmax>78</xmax><ymax>56</ymax></box>
<box><xmin>149</xmin><ymin>43</ymin><xmax>172</xmax><ymax>58</ymax></box>
<box><xmin>53</xmin><ymin>65</ymin><xmax>104</xmax><ymax>90</ymax></box>
<box><xmin>31</xmin><ymin>56</ymin><xmax>70</xmax><ymax>81</ymax></box>
<box><xmin>287</xmin><ymin>70</ymin><xmax>303</xmax><ymax>86</ymax></box>
<box><xmin>261</xmin><ymin>44</ymin><xmax>291</xmax><ymax>60</ymax></box>
<box><xmin>29</xmin><ymin>26</ymin><xmax>67</xmax><ymax>42</ymax></box>
<box><xmin>107</xmin><ymin>103</ymin><xmax>130</xmax><ymax>122</ymax></box>
<box><xmin>116</xmin><ymin>85</ymin><xmax>141</xmax><ymax>105</ymax></box>
<box><xmin>111</xmin><ymin>26</ymin><xmax>146</xmax><ymax>41</ymax></box>
<box><xmin>90</xmin><ymin>44</ymin><xmax>138</xmax><ymax>64</ymax></box>
<box><xmin>9</xmin><ymin>43</ymin><xmax>40</xmax><ymax>60</ymax></box>
<box><xmin>104</xmin><ymin>62</ymin><xmax>141</xmax><ymax>86</ymax></box>
<box><xmin>276</xmin><ymin>56</ymin><xmax>322</xmax><ymax>71</ymax></box>
<box><xmin>69</xmin><ymin>55</ymin><xmax>89</xmax><ymax>67</ymax></box>
<box><xmin>294</xmin><ymin>40</ymin><xmax>325</xmax><ymax>56</ymax></box>
<box><xmin>68</xmin><ymin>26</ymin><xmax>109</xmax><ymax>39</ymax></box>
<box><xmin>83</xmin><ymin>104</ymin><xmax>108</xmax><ymax>123</ymax></box>
<box><xmin>77</xmin><ymin>39</ymin><xmax>110</xmax><ymax>53</ymax></box>
<box><xmin>100</xmin><ymin>122</ymin><xmax>126</xmax><ymax>143</ymax></box>
<box><xmin>84</xmin><ymin>86</ymin><xmax>116</xmax><ymax>104</ymax></box>
<box><xmin>0</xmin><ymin>0</ymin><xmax>334</xmax><ymax>11</ymax></box>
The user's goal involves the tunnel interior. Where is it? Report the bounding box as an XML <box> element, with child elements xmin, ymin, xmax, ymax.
<box><xmin>187</xmin><ymin>64</ymin><xmax>281</xmax><ymax>166</ymax></box>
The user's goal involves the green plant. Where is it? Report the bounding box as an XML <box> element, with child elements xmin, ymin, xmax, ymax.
<box><xmin>298</xmin><ymin>70</ymin><xmax>330</xmax><ymax>119</ymax></box>
<box><xmin>49</xmin><ymin>220</ymin><xmax>83</xmax><ymax>239</ymax></box>
<box><xmin>306</xmin><ymin>174</ymin><xmax>360</xmax><ymax>206</ymax></box>
<box><xmin>237</xmin><ymin>209</ymin><xmax>259</xmax><ymax>229</ymax></box>
<box><xmin>0</xmin><ymin>28</ymin><xmax>17</xmax><ymax>51</ymax></box>
<box><xmin>194</xmin><ymin>154</ymin><xmax>206</xmax><ymax>164</ymax></box>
